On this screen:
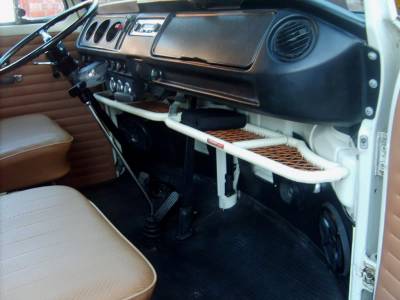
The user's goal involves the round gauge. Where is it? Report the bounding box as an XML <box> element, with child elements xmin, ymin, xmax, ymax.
<box><xmin>93</xmin><ymin>20</ymin><xmax>110</xmax><ymax>43</ymax></box>
<box><xmin>109</xmin><ymin>77</ymin><xmax>116</xmax><ymax>92</ymax></box>
<box><xmin>85</xmin><ymin>22</ymin><xmax>98</xmax><ymax>41</ymax></box>
<box><xmin>106</xmin><ymin>22</ymin><xmax>122</xmax><ymax>42</ymax></box>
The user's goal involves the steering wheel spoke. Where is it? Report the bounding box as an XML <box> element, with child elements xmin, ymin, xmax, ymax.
<box><xmin>39</xmin><ymin>30</ymin><xmax>52</xmax><ymax>43</ymax></box>
<box><xmin>0</xmin><ymin>0</ymin><xmax>98</xmax><ymax>75</ymax></box>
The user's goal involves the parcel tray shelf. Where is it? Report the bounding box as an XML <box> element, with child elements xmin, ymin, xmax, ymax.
<box><xmin>165</xmin><ymin>118</ymin><xmax>348</xmax><ymax>184</ymax></box>
<box><xmin>94</xmin><ymin>92</ymin><xmax>169</xmax><ymax>122</ymax></box>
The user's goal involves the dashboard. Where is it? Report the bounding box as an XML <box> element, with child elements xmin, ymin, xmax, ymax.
<box><xmin>76</xmin><ymin>6</ymin><xmax>380</xmax><ymax>126</ymax></box>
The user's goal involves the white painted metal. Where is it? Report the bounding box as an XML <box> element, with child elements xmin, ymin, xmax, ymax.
<box><xmin>252</xmin><ymin>165</ymin><xmax>274</xmax><ymax>184</ymax></box>
<box><xmin>349</xmin><ymin>0</ymin><xmax>400</xmax><ymax>299</ymax></box>
<box><xmin>94</xmin><ymin>92</ymin><xmax>169</xmax><ymax>122</ymax></box>
<box><xmin>331</xmin><ymin>148</ymin><xmax>359</xmax><ymax>210</ymax></box>
<box><xmin>309</xmin><ymin>126</ymin><xmax>359</xmax><ymax>210</ymax></box>
<box><xmin>232</xmin><ymin>137</ymin><xmax>287</xmax><ymax>149</ymax></box>
<box><xmin>164</xmin><ymin>117</ymin><xmax>348</xmax><ymax>184</ymax></box>
<box><xmin>242</xmin><ymin>111</ymin><xmax>358</xmax><ymax>209</ymax></box>
<box><xmin>216</xmin><ymin>150</ymin><xmax>239</xmax><ymax>209</ymax></box>
<box><xmin>243</xmin><ymin>123</ymin><xmax>283</xmax><ymax>138</ymax></box>
<box><xmin>309</xmin><ymin>126</ymin><xmax>356</xmax><ymax>161</ymax></box>
<box><xmin>96</xmin><ymin>94</ymin><xmax>348</xmax><ymax>183</ymax></box>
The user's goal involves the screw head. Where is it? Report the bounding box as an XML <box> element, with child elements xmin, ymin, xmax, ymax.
<box><xmin>368</xmin><ymin>51</ymin><xmax>378</xmax><ymax>61</ymax></box>
<box><xmin>360</xmin><ymin>135</ymin><xmax>369</xmax><ymax>149</ymax></box>
<box><xmin>369</xmin><ymin>79</ymin><xmax>378</xmax><ymax>89</ymax></box>
<box><xmin>365</xmin><ymin>107</ymin><xmax>374</xmax><ymax>117</ymax></box>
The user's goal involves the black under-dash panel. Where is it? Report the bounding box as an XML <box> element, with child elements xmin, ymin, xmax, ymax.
<box><xmin>152</xmin><ymin>11</ymin><xmax>275</xmax><ymax>68</ymax></box>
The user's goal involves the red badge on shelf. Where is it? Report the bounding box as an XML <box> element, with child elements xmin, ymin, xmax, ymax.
<box><xmin>207</xmin><ymin>138</ymin><xmax>224</xmax><ymax>149</ymax></box>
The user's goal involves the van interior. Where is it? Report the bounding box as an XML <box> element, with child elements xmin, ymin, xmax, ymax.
<box><xmin>0</xmin><ymin>0</ymin><xmax>398</xmax><ymax>299</ymax></box>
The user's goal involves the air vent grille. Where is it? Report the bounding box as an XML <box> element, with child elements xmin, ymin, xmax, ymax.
<box><xmin>270</xmin><ymin>18</ymin><xmax>316</xmax><ymax>62</ymax></box>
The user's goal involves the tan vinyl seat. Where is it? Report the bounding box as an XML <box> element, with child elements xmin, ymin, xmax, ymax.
<box><xmin>0</xmin><ymin>114</ymin><xmax>73</xmax><ymax>192</ymax></box>
<box><xmin>0</xmin><ymin>185</ymin><xmax>157</xmax><ymax>300</ymax></box>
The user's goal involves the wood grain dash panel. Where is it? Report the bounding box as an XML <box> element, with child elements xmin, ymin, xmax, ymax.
<box><xmin>0</xmin><ymin>33</ymin><xmax>116</xmax><ymax>188</ymax></box>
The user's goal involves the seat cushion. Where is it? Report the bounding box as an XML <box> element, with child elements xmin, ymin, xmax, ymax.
<box><xmin>0</xmin><ymin>186</ymin><xmax>157</xmax><ymax>300</ymax></box>
<box><xmin>0</xmin><ymin>114</ymin><xmax>73</xmax><ymax>192</ymax></box>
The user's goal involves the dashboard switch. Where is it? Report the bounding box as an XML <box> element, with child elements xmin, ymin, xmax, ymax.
<box><xmin>150</xmin><ymin>69</ymin><xmax>162</xmax><ymax>81</ymax></box>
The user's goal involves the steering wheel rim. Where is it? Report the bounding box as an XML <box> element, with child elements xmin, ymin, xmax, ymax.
<box><xmin>0</xmin><ymin>0</ymin><xmax>98</xmax><ymax>75</ymax></box>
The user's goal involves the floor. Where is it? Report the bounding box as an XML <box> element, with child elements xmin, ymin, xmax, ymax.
<box><xmin>82</xmin><ymin>174</ymin><xmax>346</xmax><ymax>300</ymax></box>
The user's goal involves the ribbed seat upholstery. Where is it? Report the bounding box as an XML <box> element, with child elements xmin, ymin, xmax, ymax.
<box><xmin>0</xmin><ymin>186</ymin><xmax>157</xmax><ymax>300</ymax></box>
<box><xmin>0</xmin><ymin>114</ymin><xmax>73</xmax><ymax>192</ymax></box>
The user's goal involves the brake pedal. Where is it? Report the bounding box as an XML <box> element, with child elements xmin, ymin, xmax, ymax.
<box><xmin>154</xmin><ymin>191</ymin><xmax>179</xmax><ymax>222</ymax></box>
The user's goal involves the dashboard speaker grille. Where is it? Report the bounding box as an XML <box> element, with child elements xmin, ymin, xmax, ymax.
<box><xmin>270</xmin><ymin>17</ymin><xmax>316</xmax><ymax>62</ymax></box>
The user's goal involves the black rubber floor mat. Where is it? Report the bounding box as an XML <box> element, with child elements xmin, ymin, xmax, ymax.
<box><xmin>82</xmin><ymin>175</ymin><xmax>346</xmax><ymax>300</ymax></box>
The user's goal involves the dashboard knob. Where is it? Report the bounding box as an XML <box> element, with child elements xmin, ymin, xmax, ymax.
<box><xmin>109</xmin><ymin>60</ymin><xmax>115</xmax><ymax>71</ymax></box>
<box><xmin>124</xmin><ymin>82</ymin><xmax>132</xmax><ymax>95</ymax></box>
<box><xmin>150</xmin><ymin>69</ymin><xmax>162</xmax><ymax>81</ymax></box>
<box><xmin>109</xmin><ymin>77</ymin><xmax>116</xmax><ymax>92</ymax></box>
<box><xmin>115</xmin><ymin>62</ymin><xmax>121</xmax><ymax>72</ymax></box>
<box><xmin>117</xmin><ymin>79</ymin><xmax>124</xmax><ymax>92</ymax></box>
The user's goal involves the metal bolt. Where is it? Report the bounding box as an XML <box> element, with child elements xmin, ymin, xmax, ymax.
<box><xmin>365</xmin><ymin>106</ymin><xmax>374</xmax><ymax>117</ymax></box>
<box><xmin>369</xmin><ymin>79</ymin><xmax>378</xmax><ymax>89</ymax></box>
<box><xmin>368</xmin><ymin>51</ymin><xmax>378</xmax><ymax>61</ymax></box>
<box><xmin>360</xmin><ymin>135</ymin><xmax>369</xmax><ymax>149</ymax></box>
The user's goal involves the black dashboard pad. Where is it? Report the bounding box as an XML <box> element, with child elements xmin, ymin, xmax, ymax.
<box><xmin>152</xmin><ymin>12</ymin><xmax>275</xmax><ymax>68</ymax></box>
<box><xmin>77</xmin><ymin>5</ymin><xmax>380</xmax><ymax>126</ymax></box>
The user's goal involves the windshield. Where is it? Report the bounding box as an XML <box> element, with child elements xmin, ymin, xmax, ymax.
<box><xmin>98</xmin><ymin>0</ymin><xmax>364</xmax><ymax>13</ymax></box>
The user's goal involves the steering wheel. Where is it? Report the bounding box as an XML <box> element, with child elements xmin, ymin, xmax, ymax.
<box><xmin>0</xmin><ymin>0</ymin><xmax>98</xmax><ymax>75</ymax></box>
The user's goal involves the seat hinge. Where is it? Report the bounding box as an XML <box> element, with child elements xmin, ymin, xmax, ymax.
<box><xmin>361</xmin><ymin>259</ymin><xmax>376</xmax><ymax>292</ymax></box>
<box><xmin>375</xmin><ymin>132</ymin><xmax>388</xmax><ymax>177</ymax></box>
